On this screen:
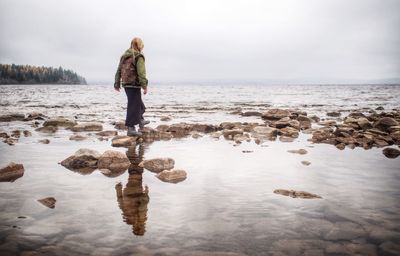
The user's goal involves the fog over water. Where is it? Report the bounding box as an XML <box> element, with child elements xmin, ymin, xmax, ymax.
<box><xmin>1</xmin><ymin>0</ymin><xmax>400</xmax><ymax>84</ymax></box>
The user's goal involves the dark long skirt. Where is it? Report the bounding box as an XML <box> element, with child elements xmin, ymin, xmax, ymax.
<box><xmin>124</xmin><ymin>88</ymin><xmax>145</xmax><ymax>127</ymax></box>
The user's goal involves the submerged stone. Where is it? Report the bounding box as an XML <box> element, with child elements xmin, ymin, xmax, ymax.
<box><xmin>139</xmin><ymin>158</ymin><xmax>175</xmax><ymax>173</ymax></box>
<box><xmin>97</xmin><ymin>150</ymin><xmax>131</xmax><ymax>172</ymax></box>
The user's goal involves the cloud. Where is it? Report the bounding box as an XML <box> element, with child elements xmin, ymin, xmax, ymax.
<box><xmin>1</xmin><ymin>0</ymin><xmax>399</xmax><ymax>84</ymax></box>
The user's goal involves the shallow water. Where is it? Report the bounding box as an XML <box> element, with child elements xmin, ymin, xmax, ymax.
<box><xmin>1</xmin><ymin>84</ymin><xmax>400</xmax><ymax>255</ymax></box>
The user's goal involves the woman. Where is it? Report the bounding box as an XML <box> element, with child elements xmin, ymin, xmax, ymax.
<box><xmin>114</xmin><ymin>37</ymin><xmax>149</xmax><ymax>136</ymax></box>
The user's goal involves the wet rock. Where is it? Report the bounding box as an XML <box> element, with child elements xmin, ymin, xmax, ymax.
<box><xmin>111</xmin><ymin>135</ymin><xmax>137</xmax><ymax>147</ymax></box>
<box><xmin>97</xmin><ymin>150</ymin><xmax>131</xmax><ymax>172</ymax></box>
<box><xmin>324</xmin><ymin>221</ymin><xmax>366</xmax><ymax>240</ymax></box>
<box><xmin>262</xmin><ymin>109</ymin><xmax>291</xmax><ymax>120</ymax></box>
<box><xmin>38</xmin><ymin>139</ymin><xmax>50</xmax><ymax>144</ymax></box>
<box><xmin>60</xmin><ymin>148</ymin><xmax>101</xmax><ymax>170</ymax></box>
<box><xmin>96</xmin><ymin>130</ymin><xmax>118</xmax><ymax>137</ymax></box>
<box><xmin>139</xmin><ymin>158</ymin><xmax>175</xmax><ymax>173</ymax></box>
<box><xmin>160</xmin><ymin>116</ymin><xmax>171</xmax><ymax>121</ymax></box>
<box><xmin>279</xmin><ymin>126</ymin><xmax>299</xmax><ymax>138</ymax></box>
<box><xmin>382</xmin><ymin>147</ymin><xmax>400</xmax><ymax>159</ymax></box>
<box><xmin>0</xmin><ymin>162</ymin><xmax>24</xmax><ymax>182</ymax></box>
<box><xmin>3</xmin><ymin>137</ymin><xmax>18</xmax><ymax>145</ymax></box>
<box><xmin>11</xmin><ymin>130</ymin><xmax>21</xmax><ymax>138</ymax></box>
<box><xmin>70</xmin><ymin>122</ymin><xmax>103</xmax><ymax>132</ymax></box>
<box><xmin>274</xmin><ymin>117</ymin><xmax>291</xmax><ymax>128</ymax></box>
<box><xmin>373</xmin><ymin>117</ymin><xmax>399</xmax><ymax>132</ymax></box>
<box><xmin>327</xmin><ymin>111</ymin><xmax>341</xmax><ymax>117</ymax></box>
<box><xmin>167</xmin><ymin>123</ymin><xmax>191</xmax><ymax>137</ymax></box>
<box><xmin>309</xmin><ymin>115</ymin><xmax>320</xmax><ymax>123</ymax></box>
<box><xmin>287</xmin><ymin>149</ymin><xmax>307</xmax><ymax>155</ymax></box>
<box><xmin>375</xmin><ymin>106</ymin><xmax>384</xmax><ymax>110</ymax></box>
<box><xmin>252</xmin><ymin>126</ymin><xmax>278</xmax><ymax>141</ymax></box>
<box><xmin>344</xmin><ymin>117</ymin><xmax>372</xmax><ymax>130</ymax></box>
<box><xmin>0</xmin><ymin>113</ymin><xmax>25</xmax><ymax>122</ymax></box>
<box><xmin>156</xmin><ymin>169</ymin><xmax>187</xmax><ymax>183</ymax></box>
<box><xmin>191</xmin><ymin>124</ymin><xmax>217</xmax><ymax>133</ymax></box>
<box><xmin>318</xmin><ymin>120</ymin><xmax>337</xmax><ymax>126</ymax></box>
<box><xmin>273</xmin><ymin>189</ymin><xmax>322</xmax><ymax>199</ymax></box>
<box><xmin>69</xmin><ymin>134</ymin><xmax>87</xmax><ymax>141</ymax></box>
<box><xmin>223</xmin><ymin>129</ymin><xmax>244</xmax><ymax>140</ymax></box>
<box><xmin>0</xmin><ymin>132</ymin><xmax>8</xmax><ymax>138</ymax></box>
<box><xmin>390</xmin><ymin>130</ymin><xmax>400</xmax><ymax>142</ymax></box>
<box><xmin>37</xmin><ymin>197</ymin><xmax>56</xmax><ymax>209</ymax></box>
<box><xmin>23</xmin><ymin>130</ymin><xmax>32</xmax><ymax>137</ymax></box>
<box><xmin>209</xmin><ymin>131</ymin><xmax>222</xmax><ymax>139</ymax></box>
<box><xmin>241</xmin><ymin>111</ymin><xmax>262</xmax><ymax>117</ymax></box>
<box><xmin>379</xmin><ymin>241</ymin><xmax>400</xmax><ymax>256</ymax></box>
<box><xmin>43</xmin><ymin>117</ymin><xmax>76</xmax><ymax>127</ymax></box>
<box><xmin>159</xmin><ymin>131</ymin><xmax>173</xmax><ymax>140</ymax></box>
<box><xmin>113</xmin><ymin>120</ymin><xmax>127</xmax><ymax>130</ymax></box>
<box><xmin>336</xmin><ymin>143</ymin><xmax>346</xmax><ymax>150</ymax></box>
<box><xmin>233</xmin><ymin>133</ymin><xmax>250</xmax><ymax>143</ymax></box>
<box><xmin>301</xmin><ymin>161</ymin><xmax>311</xmax><ymax>166</ymax></box>
<box><xmin>279</xmin><ymin>136</ymin><xmax>295</xmax><ymax>142</ymax></box>
<box><xmin>191</xmin><ymin>131</ymin><xmax>202</xmax><ymax>139</ymax></box>
<box><xmin>35</xmin><ymin>126</ymin><xmax>58</xmax><ymax>133</ymax></box>
<box><xmin>26</xmin><ymin>112</ymin><xmax>46</xmax><ymax>120</ymax></box>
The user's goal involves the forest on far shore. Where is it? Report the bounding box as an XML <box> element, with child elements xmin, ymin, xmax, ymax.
<box><xmin>0</xmin><ymin>64</ymin><xmax>87</xmax><ymax>84</ymax></box>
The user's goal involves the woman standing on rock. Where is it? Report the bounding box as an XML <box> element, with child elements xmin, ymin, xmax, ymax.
<box><xmin>114</xmin><ymin>37</ymin><xmax>149</xmax><ymax>136</ymax></box>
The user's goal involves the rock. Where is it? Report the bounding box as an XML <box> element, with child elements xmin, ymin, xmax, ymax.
<box><xmin>97</xmin><ymin>150</ymin><xmax>131</xmax><ymax>172</ymax></box>
<box><xmin>23</xmin><ymin>130</ymin><xmax>32</xmax><ymax>137</ymax></box>
<box><xmin>167</xmin><ymin>123</ymin><xmax>191</xmax><ymax>137</ymax></box>
<box><xmin>223</xmin><ymin>129</ymin><xmax>244</xmax><ymax>140</ymax></box>
<box><xmin>274</xmin><ymin>117</ymin><xmax>291</xmax><ymax>128</ymax></box>
<box><xmin>70</xmin><ymin>122</ymin><xmax>103</xmax><ymax>132</ymax></box>
<box><xmin>261</xmin><ymin>109</ymin><xmax>290</xmax><ymax>120</ymax></box>
<box><xmin>252</xmin><ymin>126</ymin><xmax>278</xmax><ymax>140</ymax></box>
<box><xmin>60</xmin><ymin>148</ymin><xmax>101</xmax><ymax>170</ymax></box>
<box><xmin>26</xmin><ymin>112</ymin><xmax>46</xmax><ymax>120</ymax></box>
<box><xmin>160</xmin><ymin>116</ymin><xmax>171</xmax><ymax>121</ymax></box>
<box><xmin>382</xmin><ymin>147</ymin><xmax>400</xmax><ymax>159</ymax></box>
<box><xmin>375</xmin><ymin>106</ymin><xmax>384</xmax><ymax>110</ymax></box>
<box><xmin>327</xmin><ymin>111</ymin><xmax>341</xmax><ymax>117</ymax></box>
<box><xmin>309</xmin><ymin>115</ymin><xmax>320</xmax><ymax>122</ymax></box>
<box><xmin>273</xmin><ymin>189</ymin><xmax>322</xmax><ymax>199</ymax></box>
<box><xmin>191</xmin><ymin>124</ymin><xmax>217</xmax><ymax>133</ymax></box>
<box><xmin>279</xmin><ymin>136</ymin><xmax>295</xmax><ymax>142</ymax></box>
<box><xmin>301</xmin><ymin>161</ymin><xmax>311</xmax><ymax>166</ymax></box>
<box><xmin>0</xmin><ymin>113</ymin><xmax>25</xmax><ymax>122</ymax></box>
<box><xmin>390</xmin><ymin>131</ymin><xmax>400</xmax><ymax>141</ymax></box>
<box><xmin>209</xmin><ymin>131</ymin><xmax>222</xmax><ymax>139</ymax></box>
<box><xmin>279</xmin><ymin>126</ymin><xmax>299</xmax><ymax>138</ymax></box>
<box><xmin>139</xmin><ymin>158</ymin><xmax>175</xmax><ymax>173</ymax></box>
<box><xmin>96</xmin><ymin>130</ymin><xmax>118</xmax><ymax>137</ymax></box>
<box><xmin>336</xmin><ymin>143</ymin><xmax>346</xmax><ymax>150</ymax></box>
<box><xmin>233</xmin><ymin>133</ymin><xmax>250</xmax><ymax>143</ymax></box>
<box><xmin>111</xmin><ymin>135</ymin><xmax>137</xmax><ymax>147</ymax></box>
<box><xmin>113</xmin><ymin>121</ymin><xmax>127</xmax><ymax>130</ymax></box>
<box><xmin>37</xmin><ymin>197</ymin><xmax>56</xmax><ymax>209</ymax></box>
<box><xmin>241</xmin><ymin>111</ymin><xmax>262</xmax><ymax>117</ymax></box>
<box><xmin>374</xmin><ymin>117</ymin><xmax>399</xmax><ymax>132</ymax></box>
<box><xmin>43</xmin><ymin>117</ymin><xmax>76</xmax><ymax>127</ymax></box>
<box><xmin>287</xmin><ymin>149</ymin><xmax>308</xmax><ymax>155</ymax></box>
<box><xmin>379</xmin><ymin>241</ymin><xmax>400</xmax><ymax>256</ymax></box>
<box><xmin>38</xmin><ymin>139</ymin><xmax>50</xmax><ymax>144</ymax></box>
<box><xmin>318</xmin><ymin>120</ymin><xmax>336</xmax><ymax>126</ymax></box>
<box><xmin>69</xmin><ymin>134</ymin><xmax>87</xmax><ymax>141</ymax></box>
<box><xmin>3</xmin><ymin>137</ymin><xmax>18</xmax><ymax>145</ymax></box>
<box><xmin>35</xmin><ymin>126</ymin><xmax>58</xmax><ymax>133</ymax></box>
<box><xmin>156</xmin><ymin>169</ymin><xmax>187</xmax><ymax>183</ymax></box>
<box><xmin>0</xmin><ymin>162</ymin><xmax>24</xmax><ymax>182</ymax></box>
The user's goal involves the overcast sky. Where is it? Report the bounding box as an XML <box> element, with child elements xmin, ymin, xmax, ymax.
<box><xmin>1</xmin><ymin>0</ymin><xmax>399</xmax><ymax>84</ymax></box>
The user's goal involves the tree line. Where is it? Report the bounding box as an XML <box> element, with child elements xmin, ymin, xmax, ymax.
<box><xmin>0</xmin><ymin>64</ymin><xmax>87</xmax><ymax>84</ymax></box>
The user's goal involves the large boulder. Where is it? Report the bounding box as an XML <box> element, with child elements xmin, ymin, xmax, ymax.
<box><xmin>111</xmin><ymin>135</ymin><xmax>137</xmax><ymax>147</ymax></box>
<box><xmin>139</xmin><ymin>158</ymin><xmax>175</xmax><ymax>173</ymax></box>
<box><xmin>273</xmin><ymin>189</ymin><xmax>322</xmax><ymax>199</ymax></box>
<box><xmin>43</xmin><ymin>117</ymin><xmax>76</xmax><ymax>127</ymax></box>
<box><xmin>373</xmin><ymin>117</ymin><xmax>399</xmax><ymax>132</ymax></box>
<box><xmin>60</xmin><ymin>148</ymin><xmax>101</xmax><ymax>170</ymax></box>
<box><xmin>382</xmin><ymin>147</ymin><xmax>400</xmax><ymax>159</ymax></box>
<box><xmin>0</xmin><ymin>162</ymin><xmax>24</xmax><ymax>182</ymax></box>
<box><xmin>262</xmin><ymin>109</ymin><xmax>291</xmax><ymax>120</ymax></box>
<box><xmin>97</xmin><ymin>150</ymin><xmax>131</xmax><ymax>172</ymax></box>
<box><xmin>70</xmin><ymin>122</ymin><xmax>103</xmax><ymax>132</ymax></box>
<box><xmin>156</xmin><ymin>169</ymin><xmax>187</xmax><ymax>183</ymax></box>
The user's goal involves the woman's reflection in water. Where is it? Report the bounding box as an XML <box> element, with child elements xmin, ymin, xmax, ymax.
<box><xmin>115</xmin><ymin>144</ymin><xmax>149</xmax><ymax>236</ymax></box>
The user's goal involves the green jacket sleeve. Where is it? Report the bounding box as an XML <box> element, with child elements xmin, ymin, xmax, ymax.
<box><xmin>114</xmin><ymin>56</ymin><xmax>123</xmax><ymax>89</ymax></box>
<box><xmin>136</xmin><ymin>56</ymin><xmax>148</xmax><ymax>89</ymax></box>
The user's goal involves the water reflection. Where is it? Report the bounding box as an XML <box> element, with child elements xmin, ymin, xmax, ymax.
<box><xmin>115</xmin><ymin>144</ymin><xmax>150</xmax><ymax>236</ymax></box>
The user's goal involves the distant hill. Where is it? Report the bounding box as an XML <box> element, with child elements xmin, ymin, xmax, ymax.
<box><xmin>0</xmin><ymin>64</ymin><xmax>87</xmax><ymax>85</ymax></box>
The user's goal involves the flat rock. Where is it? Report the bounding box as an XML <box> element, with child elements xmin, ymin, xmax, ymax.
<box><xmin>382</xmin><ymin>147</ymin><xmax>400</xmax><ymax>159</ymax></box>
<box><xmin>38</xmin><ymin>139</ymin><xmax>50</xmax><ymax>144</ymax></box>
<box><xmin>279</xmin><ymin>136</ymin><xmax>295</xmax><ymax>142</ymax></box>
<box><xmin>262</xmin><ymin>109</ymin><xmax>291</xmax><ymax>120</ymax></box>
<box><xmin>0</xmin><ymin>113</ymin><xmax>25</xmax><ymax>122</ymax></box>
<box><xmin>69</xmin><ymin>134</ymin><xmax>87</xmax><ymax>141</ymax></box>
<box><xmin>273</xmin><ymin>189</ymin><xmax>322</xmax><ymax>199</ymax></box>
<box><xmin>327</xmin><ymin>111</ymin><xmax>341</xmax><ymax>117</ymax></box>
<box><xmin>113</xmin><ymin>120</ymin><xmax>127</xmax><ymax>130</ymax></box>
<box><xmin>156</xmin><ymin>169</ymin><xmax>187</xmax><ymax>183</ymax></box>
<box><xmin>97</xmin><ymin>150</ymin><xmax>130</xmax><ymax>172</ymax></box>
<box><xmin>111</xmin><ymin>135</ymin><xmax>137</xmax><ymax>147</ymax></box>
<box><xmin>70</xmin><ymin>122</ymin><xmax>103</xmax><ymax>132</ymax></box>
<box><xmin>139</xmin><ymin>158</ymin><xmax>175</xmax><ymax>173</ymax></box>
<box><xmin>43</xmin><ymin>117</ymin><xmax>76</xmax><ymax>127</ymax></box>
<box><xmin>223</xmin><ymin>129</ymin><xmax>244</xmax><ymax>140</ymax></box>
<box><xmin>301</xmin><ymin>160</ymin><xmax>311</xmax><ymax>166</ymax></box>
<box><xmin>96</xmin><ymin>130</ymin><xmax>118</xmax><ymax>137</ymax></box>
<box><xmin>60</xmin><ymin>148</ymin><xmax>101</xmax><ymax>170</ymax></box>
<box><xmin>37</xmin><ymin>197</ymin><xmax>56</xmax><ymax>209</ymax></box>
<box><xmin>287</xmin><ymin>149</ymin><xmax>308</xmax><ymax>155</ymax></box>
<box><xmin>252</xmin><ymin>126</ymin><xmax>278</xmax><ymax>140</ymax></box>
<box><xmin>0</xmin><ymin>162</ymin><xmax>24</xmax><ymax>182</ymax></box>
<box><xmin>241</xmin><ymin>111</ymin><xmax>262</xmax><ymax>117</ymax></box>
<box><xmin>35</xmin><ymin>126</ymin><xmax>58</xmax><ymax>133</ymax></box>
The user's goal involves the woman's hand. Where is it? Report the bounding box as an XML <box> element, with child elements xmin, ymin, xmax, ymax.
<box><xmin>143</xmin><ymin>87</ymin><xmax>148</xmax><ymax>95</ymax></box>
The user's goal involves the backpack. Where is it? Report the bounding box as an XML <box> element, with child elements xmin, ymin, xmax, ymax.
<box><xmin>120</xmin><ymin>54</ymin><xmax>144</xmax><ymax>85</ymax></box>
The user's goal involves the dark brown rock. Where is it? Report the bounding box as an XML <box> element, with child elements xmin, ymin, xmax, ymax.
<box><xmin>273</xmin><ymin>189</ymin><xmax>322</xmax><ymax>199</ymax></box>
<box><xmin>301</xmin><ymin>161</ymin><xmax>311</xmax><ymax>166</ymax></box>
<box><xmin>241</xmin><ymin>111</ymin><xmax>262</xmax><ymax>117</ymax></box>
<box><xmin>0</xmin><ymin>162</ymin><xmax>24</xmax><ymax>182</ymax></box>
<box><xmin>373</xmin><ymin>117</ymin><xmax>399</xmax><ymax>132</ymax></box>
<box><xmin>37</xmin><ymin>197</ymin><xmax>56</xmax><ymax>209</ymax></box>
<box><xmin>38</xmin><ymin>139</ymin><xmax>50</xmax><ymax>144</ymax></box>
<box><xmin>43</xmin><ymin>118</ymin><xmax>76</xmax><ymax>127</ymax></box>
<box><xmin>35</xmin><ymin>126</ymin><xmax>58</xmax><ymax>133</ymax></box>
<box><xmin>0</xmin><ymin>113</ymin><xmax>25</xmax><ymax>122</ymax></box>
<box><xmin>60</xmin><ymin>148</ymin><xmax>101</xmax><ymax>170</ymax></box>
<box><xmin>382</xmin><ymin>147</ymin><xmax>400</xmax><ymax>159</ymax></box>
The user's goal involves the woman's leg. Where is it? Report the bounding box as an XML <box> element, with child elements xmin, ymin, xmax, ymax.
<box><xmin>124</xmin><ymin>88</ymin><xmax>142</xmax><ymax>127</ymax></box>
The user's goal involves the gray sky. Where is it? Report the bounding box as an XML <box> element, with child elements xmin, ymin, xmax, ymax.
<box><xmin>1</xmin><ymin>0</ymin><xmax>399</xmax><ymax>84</ymax></box>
